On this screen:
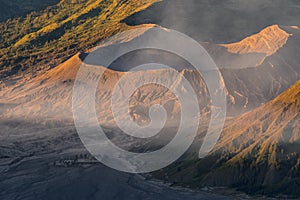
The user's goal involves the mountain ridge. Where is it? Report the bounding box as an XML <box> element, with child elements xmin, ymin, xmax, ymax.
<box><xmin>160</xmin><ymin>80</ymin><xmax>300</xmax><ymax>196</ymax></box>
<box><xmin>221</xmin><ymin>25</ymin><xmax>291</xmax><ymax>56</ymax></box>
<box><xmin>1</xmin><ymin>24</ymin><xmax>299</xmax><ymax>120</ymax></box>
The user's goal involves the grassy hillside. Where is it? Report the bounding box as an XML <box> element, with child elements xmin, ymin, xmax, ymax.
<box><xmin>0</xmin><ymin>0</ymin><xmax>159</xmax><ymax>79</ymax></box>
<box><xmin>154</xmin><ymin>80</ymin><xmax>300</xmax><ymax>197</ymax></box>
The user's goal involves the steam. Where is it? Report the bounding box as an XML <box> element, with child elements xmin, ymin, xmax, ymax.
<box><xmin>125</xmin><ymin>0</ymin><xmax>300</xmax><ymax>43</ymax></box>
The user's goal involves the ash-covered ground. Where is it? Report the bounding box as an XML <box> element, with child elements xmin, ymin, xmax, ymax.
<box><xmin>0</xmin><ymin>120</ymin><xmax>259</xmax><ymax>200</ymax></box>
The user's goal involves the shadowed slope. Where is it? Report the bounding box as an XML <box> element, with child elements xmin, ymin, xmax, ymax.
<box><xmin>164</xmin><ymin>81</ymin><xmax>300</xmax><ymax>196</ymax></box>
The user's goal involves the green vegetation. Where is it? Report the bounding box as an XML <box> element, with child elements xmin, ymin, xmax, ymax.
<box><xmin>0</xmin><ymin>0</ymin><xmax>159</xmax><ymax>78</ymax></box>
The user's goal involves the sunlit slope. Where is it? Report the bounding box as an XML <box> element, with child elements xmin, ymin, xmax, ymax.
<box><xmin>214</xmin><ymin>80</ymin><xmax>300</xmax><ymax>156</ymax></box>
<box><xmin>203</xmin><ymin>81</ymin><xmax>300</xmax><ymax>194</ymax></box>
<box><xmin>219</xmin><ymin>25</ymin><xmax>300</xmax><ymax>114</ymax></box>
<box><xmin>0</xmin><ymin>0</ymin><xmax>160</xmax><ymax>78</ymax></box>
<box><xmin>0</xmin><ymin>25</ymin><xmax>212</xmax><ymax>123</ymax></box>
<box><xmin>165</xmin><ymin>81</ymin><xmax>300</xmax><ymax>195</ymax></box>
<box><xmin>0</xmin><ymin>53</ymin><xmax>210</xmax><ymax>123</ymax></box>
<box><xmin>1</xmin><ymin>24</ymin><xmax>299</xmax><ymax>121</ymax></box>
<box><xmin>221</xmin><ymin>25</ymin><xmax>291</xmax><ymax>56</ymax></box>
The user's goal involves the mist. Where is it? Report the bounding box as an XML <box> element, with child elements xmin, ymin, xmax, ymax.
<box><xmin>124</xmin><ymin>0</ymin><xmax>300</xmax><ymax>43</ymax></box>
